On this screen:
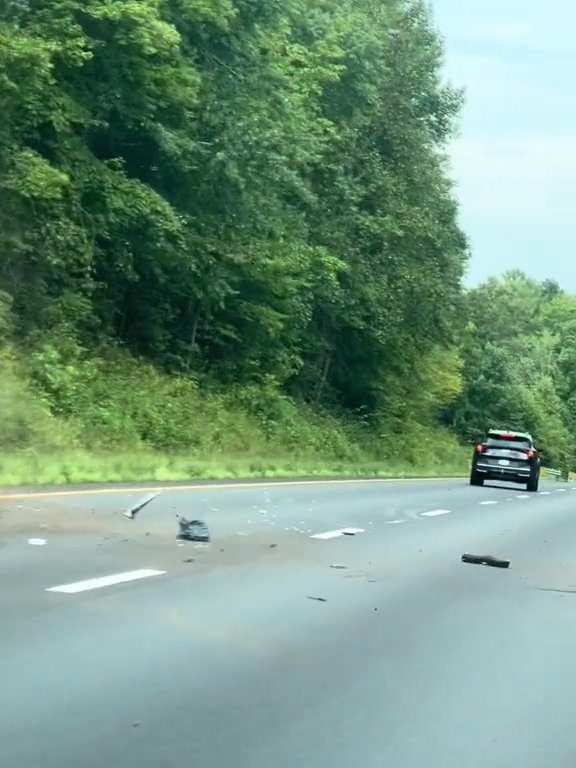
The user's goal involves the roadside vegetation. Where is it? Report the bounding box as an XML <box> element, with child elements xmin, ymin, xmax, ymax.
<box><xmin>0</xmin><ymin>1</ymin><xmax>573</xmax><ymax>485</ymax></box>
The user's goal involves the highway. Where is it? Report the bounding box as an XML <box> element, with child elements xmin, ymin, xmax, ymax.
<box><xmin>2</xmin><ymin>476</ymin><xmax>576</xmax><ymax>767</ymax></box>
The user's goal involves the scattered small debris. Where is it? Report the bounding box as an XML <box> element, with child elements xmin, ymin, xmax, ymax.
<box><xmin>177</xmin><ymin>516</ymin><xmax>210</xmax><ymax>542</ymax></box>
<box><xmin>307</xmin><ymin>596</ymin><xmax>328</xmax><ymax>602</ymax></box>
<box><xmin>220</xmin><ymin>548</ymin><xmax>224</xmax><ymax>553</ymax></box>
<box><xmin>269</xmin><ymin>544</ymin><xmax>278</xmax><ymax>548</ymax></box>
<box><xmin>28</xmin><ymin>538</ymin><xmax>47</xmax><ymax>546</ymax></box>
<box><xmin>330</xmin><ymin>564</ymin><xmax>347</xmax><ymax>570</ymax></box>
<box><xmin>132</xmin><ymin>722</ymin><xmax>141</xmax><ymax>728</ymax></box>
<box><xmin>259</xmin><ymin>510</ymin><xmax>268</xmax><ymax>515</ymax></box>
<box><xmin>182</xmin><ymin>558</ymin><xmax>195</xmax><ymax>563</ymax></box>
<box><xmin>342</xmin><ymin>531</ymin><xmax>356</xmax><ymax>536</ymax></box>
<box><xmin>461</xmin><ymin>553</ymin><xmax>510</xmax><ymax>569</ymax></box>
<box><xmin>124</xmin><ymin>492</ymin><xmax>160</xmax><ymax>520</ymax></box>
<box><xmin>374</xmin><ymin>608</ymin><xmax>378</xmax><ymax>612</ymax></box>
<box><xmin>145</xmin><ymin>532</ymin><xmax>151</xmax><ymax>537</ymax></box>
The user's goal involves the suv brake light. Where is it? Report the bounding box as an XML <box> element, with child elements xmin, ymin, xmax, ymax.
<box><xmin>526</xmin><ymin>449</ymin><xmax>535</xmax><ymax>458</ymax></box>
<box><xmin>475</xmin><ymin>444</ymin><xmax>485</xmax><ymax>454</ymax></box>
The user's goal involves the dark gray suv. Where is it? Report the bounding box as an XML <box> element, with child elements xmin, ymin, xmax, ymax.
<box><xmin>470</xmin><ymin>429</ymin><xmax>541</xmax><ymax>492</ymax></box>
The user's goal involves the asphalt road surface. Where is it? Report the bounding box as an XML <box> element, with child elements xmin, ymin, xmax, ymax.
<box><xmin>2</xmin><ymin>476</ymin><xmax>576</xmax><ymax>767</ymax></box>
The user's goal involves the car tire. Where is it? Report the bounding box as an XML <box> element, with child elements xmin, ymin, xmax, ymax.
<box><xmin>470</xmin><ymin>471</ymin><xmax>484</xmax><ymax>487</ymax></box>
<box><xmin>527</xmin><ymin>474</ymin><xmax>539</xmax><ymax>493</ymax></box>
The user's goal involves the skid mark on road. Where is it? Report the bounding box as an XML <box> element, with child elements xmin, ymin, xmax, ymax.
<box><xmin>46</xmin><ymin>569</ymin><xmax>166</xmax><ymax>594</ymax></box>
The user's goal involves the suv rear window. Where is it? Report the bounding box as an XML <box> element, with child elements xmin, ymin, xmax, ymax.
<box><xmin>486</xmin><ymin>433</ymin><xmax>532</xmax><ymax>451</ymax></box>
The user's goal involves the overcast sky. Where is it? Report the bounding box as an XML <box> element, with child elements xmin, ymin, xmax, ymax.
<box><xmin>432</xmin><ymin>0</ymin><xmax>576</xmax><ymax>291</ymax></box>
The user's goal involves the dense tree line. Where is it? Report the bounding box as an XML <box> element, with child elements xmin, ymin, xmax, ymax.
<box><xmin>447</xmin><ymin>272</ymin><xmax>576</xmax><ymax>470</ymax></box>
<box><xmin>0</xmin><ymin>1</ymin><xmax>465</xmax><ymax>412</ymax></box>
<box><xmin>2</xmin><ymin>1</ymin><xmax>574</xmax><ymax>469</ymax></box>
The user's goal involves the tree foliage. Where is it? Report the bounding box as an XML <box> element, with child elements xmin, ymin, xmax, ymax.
<box><xmin>448</xmin><ymin>272</ymin><xmax>576</xmax><ymax>468</ymax></box>
<box><xmin>0</xmin><ymin>0</ymin><xmax>472</xmax><ymax>455</ymax></box>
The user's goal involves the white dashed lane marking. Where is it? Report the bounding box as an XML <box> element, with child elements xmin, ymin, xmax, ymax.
<box><xmin>540</xmin><ymin>491</ymin><xmax>551</xmax><ymax>496</ymax></box>
<box><xmin>516</xmin><ymin>495</ymin><xmax>530</xmax><ymax>500</ymax></box>
<box><xmin>480</xmin><ymin>501</ymin><xmax>498</xmax><ymax>506</ymax></box>
<box><xmin>385</xmin><ymin>520</ymin><xmax>406</xmax><ymax>525</ymax></box>
<box><xmin>421</xmin><ymin>509</ymin><xmax>451</xmax><ymax>518</ymax></box>
<box><xmin>46</xmin><ymin>569</ymin><xmax>166</xmax><ymax>594</ymax></box>
<box><xmin>310</xmin><ymin>528</ymin><xmax>365</xmax><ymax>540</ymax></box>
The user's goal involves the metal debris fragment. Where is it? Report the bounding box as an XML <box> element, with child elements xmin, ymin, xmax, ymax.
<box><xmin>124</xmin><ymin>492</ymin><xmax>160</xmax><ymax>520</ymax></box>
<box><xmin>307</xmin><ymin>596</ymin><xmax>328</xmax><ymax>602</ymax></box>
<box><xmin>461</xmin><ymin>553</ymin><xmax>510</xmax><ymax>569</ymax></box>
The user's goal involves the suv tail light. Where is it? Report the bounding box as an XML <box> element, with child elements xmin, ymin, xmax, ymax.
<box><xmin>526</xmin><ymin>449</ymin><xmax>535</xmax><ymax>458</ymax></box>
<box><xmin>475</xmin><ymin>444</ymin><xmax>486</xmax><ymax>454</ymax></box>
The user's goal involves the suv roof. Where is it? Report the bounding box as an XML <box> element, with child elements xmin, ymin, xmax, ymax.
<box><xmin>487</xmin><ymin>429</ymin><xmax>533</xmax><ymax>441</ymax></box>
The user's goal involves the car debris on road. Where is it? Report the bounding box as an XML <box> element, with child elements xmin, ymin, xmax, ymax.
<box><xmin>461</xmin><ymin>553</ymin><xmax>510</xmax><ymax>569</ymax></box>
<box><xmin>123</xmin><ymin>492</ymin><xmax>160</xmax><ymax>519</ymax></box>
<box><xmin>177</xmin><ymin>515</ymin><xmax>210</xmax><ymax>542</ymax></box>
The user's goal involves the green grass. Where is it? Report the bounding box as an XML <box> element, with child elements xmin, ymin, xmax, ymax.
<box><xmin>0</xmin><ymin>345</ymin><xmax>469</xmax><ymax>488</ymax></box>
<box><xmin>0</xmin><ymin>449</ymin><xmax>468</xmax><ymax>487</ymax></box>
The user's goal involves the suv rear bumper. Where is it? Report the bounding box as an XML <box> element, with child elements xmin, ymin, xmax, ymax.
<box><xmin>475</xmin><ymin>462</ymin><xmax>532</xmax><ymax>482</ymax></box>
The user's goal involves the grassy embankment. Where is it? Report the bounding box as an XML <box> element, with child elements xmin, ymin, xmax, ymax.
<box><xmin>0</xmin><ymin>350</ymin><xmax>468</xmax><ymax>487</ymax></box>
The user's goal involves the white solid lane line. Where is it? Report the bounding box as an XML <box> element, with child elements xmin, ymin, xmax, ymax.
<box><xmin>46</xmin><ymin>569</ymin><xmax>166</xmax><ymax>594</ymax></box>
<box><xmin>480</xmin><ymin>501</ymin><xmax>498</xmax><ymax>506</ymax></box>
<box><xmin>310</xmin><ymin>528</ymin><xmax>365</xmax><ymax>540</ymax></box>
<box><xmin>421</xmin><ymin>509</ymin><xmax>451</xmax><ymax>517</ymax></box>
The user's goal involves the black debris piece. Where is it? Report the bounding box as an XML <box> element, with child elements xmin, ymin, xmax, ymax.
<box><xmin>124</xmin><ymin>492</ymin><xmax>160</xmax><ymax>520</ymax></box>
<box><xmin>177</xmin><ymin>515</ymin><xmax>210</xmax><ymax>542</ymax></box>
<box><xmin>182</xmin><ymin>558</ymin><xmax>195</xmax><ymax>563</ymax></box>
<box><xmin>461</xmin><ymin>553</ymin><xmax>510</xmax><ymax>569</ymax></box>
<box><xmin>269</xmin><ymin>544</ymin><xmax>278</xmax><ymax>548</ymax></box>
<box><xmin>342</xmin><ymin>531</ymin><xmax>356</xmax><ymax>536</ymax></box>
<box><xmin>307</xmin><ymin>596</ymin><xmax>328</xmax><ymax>602</ymax></box>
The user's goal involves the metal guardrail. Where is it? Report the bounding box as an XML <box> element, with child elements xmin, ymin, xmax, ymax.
<box><xmin>540</xmin><ymin>467</ymin><xmax>573</xmax><ymax>482</ymax></box>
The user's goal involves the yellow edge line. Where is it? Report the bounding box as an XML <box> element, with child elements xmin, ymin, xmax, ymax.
<box><xmin>0</xmin><ymin>476</ymin><xmax>462</xmax><ymax>502</ymax></box>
